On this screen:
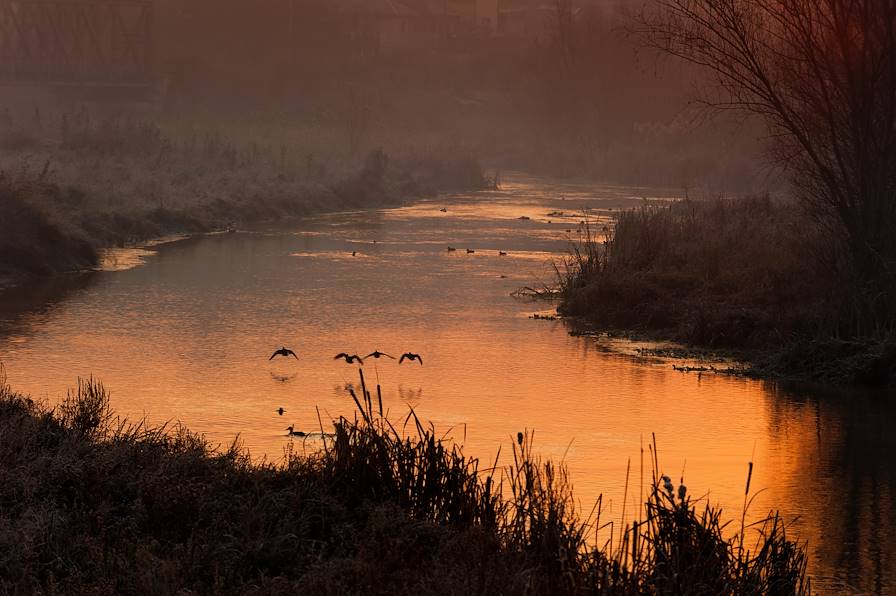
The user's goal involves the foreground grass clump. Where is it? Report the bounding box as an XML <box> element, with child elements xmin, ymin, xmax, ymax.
<box><xmin>0</xmin><ymin>370</ymin><xmax>808</xmax><ymax>594</ymax></box>
<box><xmin>558</xmin><ymin>197</ymin><xmax>896</xmax><ymax>383</ymax></box>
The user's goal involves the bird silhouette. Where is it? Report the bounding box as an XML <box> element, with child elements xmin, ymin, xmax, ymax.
<box><xmin>365</xmin><ymin>350</ymin><xmax>395</xmax><ymax>360</ymax></box>
<box><xmin>269</xmin><ymin>347</ymin><xmax>298</xmax><ymax>360</ymax></box>
<box><xmin>286</xmin><ymin>425</ymin><xmax>306</xmax><ymax>437</ymax></box>
<box><xmin>399</xmin><ymin>352</ymin><xmax>423</xmax><ymax>365</ymax></box>
<box><xmin>276</xmin><ymin>407</ymin><xmax>285</xmax><ymax>416</ymax></box>
<box><xmin>440</xmin><ymin>208</ymin><xmax>447</xmax><ymax>212</ymax></box>
<box><xmin>335</xmin><ymin>353</ymin><xmax>364</xmax><ymax>365</ymax></box>
<box><xmin>498</xmin><ymin>251</ymin><xmax>507</xmax><ymax>256</ymax></box>
<box><xmin>466</xmin><ymin>249</ymin><xmax>475</xmax><ymax>254</ymax></box>
<box><xmin>447</xmin><ymin>246</ymin><xmax>457</xmax><ymax>252</ymax></box>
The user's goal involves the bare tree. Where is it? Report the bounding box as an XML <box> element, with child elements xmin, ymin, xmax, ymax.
<box><xmin>635</xmin><ymin>0</ymin><xmax>896</xmax><ymax>284</ymax></box>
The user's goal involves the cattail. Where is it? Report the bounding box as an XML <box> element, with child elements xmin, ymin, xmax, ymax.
<box><xmin>745</xmin><ymin>461</ymin><xmax>754</xmax><ymax>495</ymax></box>
<box><xmin>662</xmin><ymin>476</ymin><xmax>674</xmax><ymax>497</ymax></box>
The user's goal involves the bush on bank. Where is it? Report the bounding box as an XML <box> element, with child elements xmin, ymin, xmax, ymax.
<box><xmin>558</xmin><ymin>196</ymin><xmax>896</xmax><ymax>384</ymax></box>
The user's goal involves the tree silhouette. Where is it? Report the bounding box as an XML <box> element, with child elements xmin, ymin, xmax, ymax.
<box><xmin>636</xmin><ymin>0</ymin><xmax>896</xmax><ymax>327</ymax></box>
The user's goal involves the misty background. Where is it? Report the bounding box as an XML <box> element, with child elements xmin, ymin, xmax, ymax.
<box><xmin>0</xmin><ymin>0</ymin><xmax>768</xmax><ymax>193</ymax></box>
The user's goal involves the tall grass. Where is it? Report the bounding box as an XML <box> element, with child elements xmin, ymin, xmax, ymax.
<box><xmin>0</xmin><ymin>367</ymin><xmax>809</xmax><ymax>594</ymax></box>
<box><xmin>558</xmin><ymin>197</ymin><xmax>896</xmax><ymax>383</ymax></box>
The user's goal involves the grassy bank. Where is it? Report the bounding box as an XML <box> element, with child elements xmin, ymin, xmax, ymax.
<box><xmin>0</xmin><ymin>109</ymin><xmax>490</xmax><ymax>286</ymax></box>
<box><xmin>0</xmin><ymin>369</ymin><xmax>808</xmax><ymax>594</ymax></box>
<box><xmin>557</xmin><ymin>197</ymin><xmax>896</xmax><ymax>384</ymax></box>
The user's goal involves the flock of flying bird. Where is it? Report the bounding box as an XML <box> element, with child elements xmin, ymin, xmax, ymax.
<box><xmin>269</xmin><ymin>346</ymin><xmax>423</xmax><ymax>436</ymax></box>
<box><xmin>269</xmin><ymin>347</ymin><xmax>422</xmax><ymax>365</ymax></box>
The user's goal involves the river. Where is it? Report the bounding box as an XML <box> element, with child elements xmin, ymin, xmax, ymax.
<box><xmin>1</xmin><ymin>175</ymin><xmax>893</xmax><ymax>593</ymax></box>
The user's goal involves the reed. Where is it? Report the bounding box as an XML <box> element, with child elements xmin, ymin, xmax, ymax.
<box><xmin>558</xmin><ymin>196</ymin><xmax>896</xmax><ymax>383</ymax></box>
<box><xmin>0</xmin><ymin>369</ymin><xmax>809</xmax><ymax>594</ymax></box>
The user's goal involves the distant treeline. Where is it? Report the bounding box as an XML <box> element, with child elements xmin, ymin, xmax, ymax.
<box><xmin>141</xmin><ymin>0</ymin><xmax>757</xmax><ymax>190</ymax></box>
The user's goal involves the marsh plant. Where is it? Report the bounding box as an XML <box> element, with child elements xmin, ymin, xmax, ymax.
<box><xmin>0</xmin><ymin>367</ymin><xmax>808</xmax><ymax>594</ymax></box>
<box><xmin>558</xmin><ymin>197</ymin><xmax>896</xmax><ymax>382</ymax></box>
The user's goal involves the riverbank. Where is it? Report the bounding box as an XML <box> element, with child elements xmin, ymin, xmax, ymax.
<box><xmin>0</xmin><ymin>104</ymin><xmax>492</xmax><ymax>289</ymax></box>
<box><xmin>0</xmin><ymin>370</ymin><xmax>809</xmax><ymax>595</ymax></box>
<box><xmin>558</xmin><ymin>196</ymin><xmax>896</xmax><ymax>385</ymax></box>
<box><xmin>0</xmin><ymin>148</ymin><xmax>488</xmax><ymax>289</ymax></box>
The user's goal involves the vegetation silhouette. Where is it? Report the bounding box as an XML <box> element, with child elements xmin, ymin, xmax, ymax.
<box><xmin>0</xmin><ymin>369</ymin><xmax>809</xmax><ymax>594</ymax></box>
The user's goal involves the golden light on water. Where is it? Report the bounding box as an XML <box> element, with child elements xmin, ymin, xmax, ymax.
<box><xmin>1</xmin><ymin>178</ymin><xmax>892</xmax><ymax>592</ymax></box>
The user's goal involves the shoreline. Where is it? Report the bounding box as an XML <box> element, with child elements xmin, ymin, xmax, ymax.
<box><xmin>0</xmin><ymin>153</ymin><xmax>485</xmax><ymax>293</ymax></box>
<box><xmin>0</xmin><ymin>372</ymin><xmax>810</xmax><ymax>595</ymax></box>
<box><xmin>562</xmin><ymin>315</ymin><xmax>895</xmax><ymax>387</ymax></box>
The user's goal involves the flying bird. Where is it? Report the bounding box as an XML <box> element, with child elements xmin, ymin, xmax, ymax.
<box><xmin>466</xmin><ymin>249</ymin><xmax>475</xmax><ymax>254</ymax></box>
<box><xmin>276</xmin><ymin>407</ymin><xmax>285</xmax><ymax>416</ymax></box>
<box><xmin>269</xmin><ymin>347</ymin><xmax>298</xmax><ymax>360</ymax></box>
<box><xmin>447</xmin><ymin>246</ymin><xmax>457</xmax><ymax>251</ymax></box>
<box><xmin>498</xmin><ymin>251</ymin><xmax>507</xmax><ymax>256</ymax></box>
<box><xmin>440</xmin><ymin>208</ymin><xmax>447</xmax><ymax>212</ymax></box>
<box><xmin>286</xmin><ymin>426</ymin><xmax>306</xmax><ymax>437</ymax></box>
<box><xmin>335</xmin><ymin>353</ymin><xmax>364</xmax><ymax>364</ymax></box>
<box><xmin>399</xmin><ymin>352</ymin><xmax>423</xmax><ymax>365</ymax></box>
<box><xmin>365</xmin><ymin>350</ymin><xmax>396</xmax><ymax>360</ymax></box>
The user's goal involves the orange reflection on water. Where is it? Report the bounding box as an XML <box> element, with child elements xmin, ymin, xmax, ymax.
<box><xmin>0</xmin><ymin>176</ymin><xmax>891</xmax><ymax>593</ymax></box>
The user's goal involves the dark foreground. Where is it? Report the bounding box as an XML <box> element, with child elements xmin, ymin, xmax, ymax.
<box><xmin>0</xmin><ymin>371</ymin><xmax>808</xmax><ymax>595</ymax></box>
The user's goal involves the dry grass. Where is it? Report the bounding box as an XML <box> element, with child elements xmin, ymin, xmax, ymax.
<box><xmin>558</xmin><ymin>197</ymin><xmax>896</xmax><ymax>383</ymax></box>
<box><xmin>0</xmin><ymin>106</ymin><xmax>489</xmax><ymax>283</ymax></box>
<box><xmin>0</xmin><ymin>367</ymin><xmax>809</xmax><ymax>594</ymax></box>
<box><xmin>0</xmin><ymin>172</ymin><xmax>97</xmax><ymax>280</ymax></box>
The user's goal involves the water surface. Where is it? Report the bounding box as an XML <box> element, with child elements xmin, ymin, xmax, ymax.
<box><xmin>1</xmin><ymin>176</ymin><xmax>893</xmax><ymax>593</ymax></box>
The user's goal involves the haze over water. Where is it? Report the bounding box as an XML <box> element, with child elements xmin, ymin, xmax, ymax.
<box><xmin>1</xmin><ymin>176</ymin><xmax>893</xmax><ymax>593</ymax></box>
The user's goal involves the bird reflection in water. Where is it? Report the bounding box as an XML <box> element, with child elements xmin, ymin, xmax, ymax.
<box><xmin>270</xmin><ymin>372</ymin><xmax>297</xmax><ymax>384</ymax></box>
<box><xmin>398</xmin><ymin>386</ymin><xmax>424</xmax><ymax>404</ymax></box>
<box><xmin>335</xmin><ymin>382</ymin><xmax>356</xmax><ymax>395</ymax></box>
